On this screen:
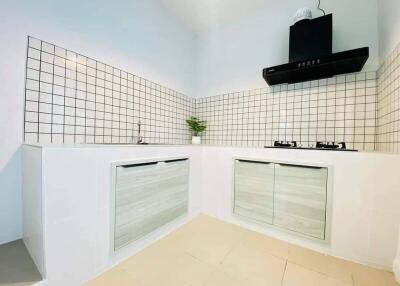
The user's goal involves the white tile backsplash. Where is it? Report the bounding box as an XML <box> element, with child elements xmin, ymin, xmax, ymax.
<box><xmin>24</xmin><ymin>36</ymin><xmax>400</xmax><ymax>153</ymax></box>
<box><xmin>196</xmin><ymin>73</ymin><xmax>377</xmax><ymax>151</ymax></box>
<box><xmin>377</xmin><ymin>42</ymin><xmax>400</xmax><ymax>153</ymax></box>
<box><xmin>24</xmin><ymin>37</ymin><xmax>195</xmax><ymax>145</ymax></box>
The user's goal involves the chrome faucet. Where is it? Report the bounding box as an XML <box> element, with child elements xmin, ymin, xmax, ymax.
<box><xmin>136</xmin><ymin>120</ymin><xmax>144</xmax><ymax>144</ymax></box>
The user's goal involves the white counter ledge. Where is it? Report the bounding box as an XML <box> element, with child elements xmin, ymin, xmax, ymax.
<box><xmin>23</xmin><ymin>143</ymin><xmax>195</xmax><ymax>148</ymax></box>
<box><xmin>23</xmin><ymin>143</ymin><xmax>397</xmax><ymax>155</ymax></box>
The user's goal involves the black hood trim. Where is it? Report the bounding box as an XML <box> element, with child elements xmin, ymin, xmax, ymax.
<box><xmin>263</xmin><ymin>47</ymin><xmax>369</xmax><ymax>86</ymax></box>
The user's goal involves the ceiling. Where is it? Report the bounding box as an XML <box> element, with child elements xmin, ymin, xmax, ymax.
<box><xmin>160</xmin><ymin>0</ymin><xmax>273</xmax><ymax>34</ymax></box>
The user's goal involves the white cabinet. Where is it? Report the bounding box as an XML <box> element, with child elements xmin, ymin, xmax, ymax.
<box><xmin>114</xmin><ymin>158</ymin><xmax>189</xmax><ymax>251</ymax></box>
<box><xmin>234</xmin><ymin>160</ymin><xmax>275</xmax><ymax>224</ymax></box>
<box><xmin>273</xmin><ymin>163</ymin><xmax>328</xmax><ymax>240</ymax></box>
<box><xmin>233</xmin><ymin>159</ymin><xmax>329</xmax><ymax>241</ymax></box>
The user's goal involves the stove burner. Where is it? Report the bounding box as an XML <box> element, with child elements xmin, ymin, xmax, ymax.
<box><xmin>316</xmin><ymin>142</ymin><xmax>347</xmax><ymax>149</ymax></box>
<box><xmin>274</xmin><ymin>141</ymin><xmax>298</xmax><ymax>147</ymax></box>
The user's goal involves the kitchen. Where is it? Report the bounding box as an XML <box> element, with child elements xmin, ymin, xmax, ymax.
<box><xmin>0</xmin><ymin>1</ymin><xmax>400</xmax><ymax>286</ymax></box>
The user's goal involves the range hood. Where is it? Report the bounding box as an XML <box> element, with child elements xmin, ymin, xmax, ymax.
<box><xmin>263</xmin><ymin>14</ymin><xmax>369</xmax><ymax>85</ymax></box>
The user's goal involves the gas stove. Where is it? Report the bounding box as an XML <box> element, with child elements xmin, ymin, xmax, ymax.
<box><xmin>264</xmin><ymin>141</ymin><xmax>357</xmax><ymax>151</ymax></box>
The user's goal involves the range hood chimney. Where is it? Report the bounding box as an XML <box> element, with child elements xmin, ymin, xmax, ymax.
<box><xmin>263</xmin><ymin>14</ymin><xmax>369</xmax><ymax>86</ymax></box>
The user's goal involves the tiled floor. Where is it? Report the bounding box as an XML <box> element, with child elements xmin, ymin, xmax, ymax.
<box><xmin>85</xmin><ymin>215</ymin><xmax>399</xmax><ymax>286</ymax></box>
<box><xmin>0</xmin><ymin>240</ymin><xmax>42</xmax><ymax>286</ymax></box>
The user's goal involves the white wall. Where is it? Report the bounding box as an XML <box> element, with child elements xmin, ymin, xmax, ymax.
<box><xmin>377</xmin><ymin>0</ymin><xmax>400</xmax><ymax>63</ymax></box>
<box><xmin>0</xmin><ymin>0</ymin><xmax>197</xmax><ymax>244</ymax></box>
<box><xmin>195</xmin><ymin>0</ymin><xmax>379</xmax><ymax>98</ymax></box>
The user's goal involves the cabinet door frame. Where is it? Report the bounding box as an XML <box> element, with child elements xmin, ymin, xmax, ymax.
<box><xmin>231</xmin><ymin>157</ymin><xmax>333</xmax><ymax>244</ymax></box>
<box><xmin>110</xmin><ymin>156</ymin><xmax>190</xmax><ymax>256</ymax></box>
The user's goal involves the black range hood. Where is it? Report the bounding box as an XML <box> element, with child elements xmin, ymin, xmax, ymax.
<box><xmin>263</xmin><ymin>14</ymin><xmax>369</xmax><ymax>85</ymax></box>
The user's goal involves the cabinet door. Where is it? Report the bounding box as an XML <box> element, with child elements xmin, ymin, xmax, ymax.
<box><xmin>273</xmin><ymin>163</ymin><xmax>328</xmax><ymax>240</ymax></box>
<box><xmin>234</xmin><ymin>160</ymin><xmax>274</xmax><ymax>224</ymax></box>
<box><xmin>114</xmin><ymin>159</ymin><xmax>189</xmax><ymax>250</ymax></box>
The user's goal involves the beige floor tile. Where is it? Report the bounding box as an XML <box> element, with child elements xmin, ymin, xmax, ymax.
<box><xmin>282</xmin><ymin>262</ymin><xmax>353</xmax><ymax>286</ymax></box>
<box><xmin>120</xmin><ymin>252</ymin><xmax>214</xmax><ymax>286</ymax></box>
<box><xmin>136</xmin><ymin>231</ymin><xmax>185</xmax><ymax>257</ymax></box>
<box><xmin>351</xmin><ymin>263</ymin><xmax>399</xmax><ymax>286</ymax></box>
<box><xmin>287</xmin><ymin>244</ymin><xmax>354</xmax><ymax>284</ymax></box>
<box><xmin>117</xmin><ymin>248</ymin><xmax>177</xmax><ymax>284</ymax></box>
<box><xmin>178</xmin><ymin>215</ymin><xmax>247</xmax><ymax>239</ymax></box>
<box><xmin>85</xmin><ymin>215</ymin><xmax>399</xmax><ymax>286</ymax></box>
<box><xmin>84</xmin><ymin>268</ymin><xmax>143</xmax><ymax>286</ymax></box>
<box><xmin>239</xmin><ymin>229</ymin><xmax>291</xmax><ymax>259</ymax></box>
<box><xmin>221</xmin><ymin>244</ymin><xmax>286</xmax><ymax>286</ymax></box>
<box><xmin>203</xmin><ymin>270</ymin><xmax>245</xmax><ymax>286</ymax></box>
<box><xmin>169</xmin><ymin>215</ymin><xmax>247</xmax><ymax>265</ymax></box>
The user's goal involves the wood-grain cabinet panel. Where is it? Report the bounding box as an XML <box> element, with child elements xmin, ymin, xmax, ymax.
<box><xmin>233</xmin><ymin>160</ymin><xmax>328</xmax><ymax>240</ymax></box>
<box><xmin>234</xmin><ymin>160</ymin><xmax>274</xmax><ymax>224</ymax></box>
<box><xmin>114</xmin><ymin>160</ymin><xmax>189</xmax><ymax>250</ymax></box>
<box><xmin>273</xmin><ymin>164</ymin><xmax>327</xmax><ymax>240</ymax></box>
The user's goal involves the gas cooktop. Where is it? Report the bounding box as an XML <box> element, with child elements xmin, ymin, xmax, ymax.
<box><xmin>264</xmin><ymin>141</ymin><xmax>358</xmax><ymax>152</ymax></box>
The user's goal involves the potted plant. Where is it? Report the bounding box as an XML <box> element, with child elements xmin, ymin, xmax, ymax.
<box><xmin>186</xmin><ymin>117</ymin><xmax>207</xmax><ymax>144</ymax></box>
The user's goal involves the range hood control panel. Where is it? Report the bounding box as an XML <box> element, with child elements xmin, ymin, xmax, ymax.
<box><xmin>297</xmin><ymin>59</ymin><xmax>321</xmax><ymax>68</ymax></box>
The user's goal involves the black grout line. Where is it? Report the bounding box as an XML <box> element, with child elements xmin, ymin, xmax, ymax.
<box><xmin>74</xmin><ymin>53</ymin><xmax>77</xmax><ymax>144</ymax></box>
<box><xmin>94</xmin><ymin>59</ymin><xmax>98</xmax><ymax>143</ymax></box>
<box><xmin>37</xmin><ymin>39</ymin><xmax>43</xmax><ymax>143</ymax></box>
<box><xmin>50</xmin><ymin>44</ymin><xmax>55</xmax><ymax>143</ymax></box>
<box><xmin>23</xmin><ymin>37</ymin><xmax>30</xmax><ymax>143</ymax></box>
<box><xmin>62</xmin><ymin>47</ymin><xmax>67</xmax><ymax>144</ymax></box>
<box><xmin>84</xmin><ymin>57</ymin><xmax>88</xmax><ymax>143</ymax></box>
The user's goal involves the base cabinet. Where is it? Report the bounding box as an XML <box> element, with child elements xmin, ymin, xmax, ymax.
<box><xmin>273</xmin><ymin>163</ymin><xmax>328</xmax><ymax>240</ymax></box>
<box><xmin>233</xmin><ymin>159</ymin><xmax>329</xmax><ymax>241</ymax></box>
<box><xmin>114</xmin><ymin>159</ymin><xmax>189</xmax><ymax>251</ymax></box>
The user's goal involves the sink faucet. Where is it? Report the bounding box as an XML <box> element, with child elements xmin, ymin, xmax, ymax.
<box><xmin>137</xmin><ymin>120</ymin><xmax>144</xmax><ymax>144</ymax></box>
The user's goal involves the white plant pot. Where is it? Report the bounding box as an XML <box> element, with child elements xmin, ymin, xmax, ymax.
<box><xmin>191</xmin><ymin>136</ymin><xmax>201</xmax><ymax>145</ymax></box>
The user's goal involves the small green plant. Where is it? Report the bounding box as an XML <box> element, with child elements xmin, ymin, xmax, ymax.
<box><xmin>186</xmin><ymin>117</ymin><xmax>207</xmax><ymax>136</ymax></box>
